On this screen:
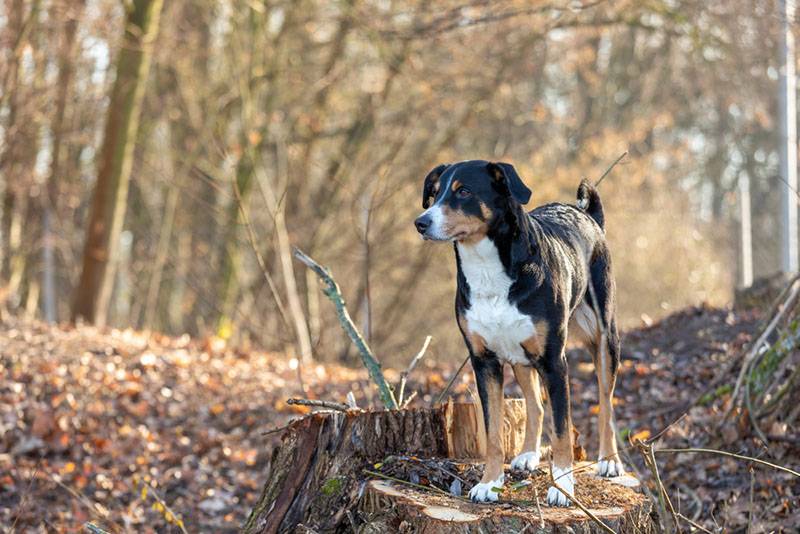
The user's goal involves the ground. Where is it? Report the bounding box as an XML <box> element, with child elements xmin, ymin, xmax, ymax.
<box><xmin>1</xmin><ymin>305</ymin><xmax>798</xmax><ymax>532</ymax></box>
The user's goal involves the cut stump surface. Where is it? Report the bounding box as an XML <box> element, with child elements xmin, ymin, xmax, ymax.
<box><xmin>361</xmin><ymin>465</ymin><xmax>652</xmax><ymax>533</ymax></box>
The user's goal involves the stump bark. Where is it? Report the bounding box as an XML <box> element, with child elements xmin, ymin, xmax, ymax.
<box><xmin>242</xmin><ymin>402</ymin><xmax>653</xmax><ymax>533</ymax></box>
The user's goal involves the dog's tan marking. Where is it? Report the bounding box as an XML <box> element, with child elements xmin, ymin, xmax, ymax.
<box><xmin>479</xmin><ymin>376</ymin><xmax>505</xmax><ymax>484</ymax></box>
<box><xmin>441</xmin><ymin>206</ymin><xmax>488</xmax><ymax>243</ymax></box>
<box><xmin>512</xmin><ymin>364</ymin><xmax>544</xmax><ymax>454</ymax></box>
<box><xmin>431</xmin><ymin>176</ymin><xmax>440</xmax><ymax>198</ymax></box>
<box><xmin>549</xmin><ymin>420</ymin><xmax>574</xmax><ymax>470</ymax></box>
<box><xmin>451</xmin><ymin>179</ymin><xmax>462</xmax><ymax>192</ymax></box>
<box><xmin>479</xmin><ymin>201</ymin><xmax>493</xmax><ymax>220</ymax></box>
<box><xmin>595</xmin><ymin>338</ymin><xmax>619</xmax><ymax>464</ymax></box>
<box><xmin>520</xmin><ymin>320</ymin><xmax>549</xmax><ymax>358</ymax></box>
<box><xmin>569</xmin><ymin>302</ymin><xmax>601</xmax><ymax>347</ymax></box>
<box><xmin>458</xmin><ymin>313</ymin><xmax>486</xmax><ymax>354</ymax></box>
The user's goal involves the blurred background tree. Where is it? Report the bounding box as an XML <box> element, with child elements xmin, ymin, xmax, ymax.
<box><xmin>0</xmin><ymin>0</ymin><xmax>794</xmax><ymax>364</ymax></box>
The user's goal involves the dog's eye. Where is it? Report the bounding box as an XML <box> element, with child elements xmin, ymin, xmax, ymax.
<box><xmin>456</xmin><ymin>187</ymin><xmax>472</xmax><ymax>199</ymax></box>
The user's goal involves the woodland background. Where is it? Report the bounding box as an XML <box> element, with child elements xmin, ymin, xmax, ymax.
<box><xmin>3</xmin><ymin>1</ymin><xmax>800</xmax><ymax>532</ymax></box>
<box><xmin>0</xmin><ymin>0</ymin><xmax>790</xmax><ymax>366</ymax></box>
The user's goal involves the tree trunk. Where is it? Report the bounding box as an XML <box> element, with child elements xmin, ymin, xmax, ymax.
<box><xmin>71</xmin><ymin>0</ymin><xmax>163</xmax><ymax>325</ymax></box>
<box><xmin>243</xmin><ymin>402</ymin><xmax>652</xmax><ymax>533</ymax></box>
<box><xmin>43</xmin><ymin>0</ymin><xmax>86</xmax><ymax>323</ymax></box>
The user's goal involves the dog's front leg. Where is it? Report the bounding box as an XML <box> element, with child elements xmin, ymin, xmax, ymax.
<box><xmin>541</xmin><ymin>331</ymin><xmax>575</xmax><ymax>507</ymax></box>
<box><xmin>468</xmin><ymin>352</ymin><xmax>505</xmax><ymax>503</ymax></box>
<box><xmin>510</xmin><ymin>364</ymin><xmax>544</xmax><ymax>472</ymax></box>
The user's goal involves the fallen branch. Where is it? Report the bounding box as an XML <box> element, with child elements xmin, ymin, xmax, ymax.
<box><xmin>294</xmin><ymin>247</ymin><xmax>398</xmax><ymax>409</ymax></box>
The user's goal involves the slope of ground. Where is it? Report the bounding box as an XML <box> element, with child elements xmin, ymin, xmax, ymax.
<box><xmin>1</xmin><ymin>305</ymin><xmax>797</xmax><ymax>532</ymax></box>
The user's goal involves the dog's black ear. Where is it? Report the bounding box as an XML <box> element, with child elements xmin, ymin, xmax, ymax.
<box><xmin>487</xmin><ymin>162</ymin><xmax>532</xmax><ymax>205</ymax></box>
<box><xmin>422</xmin><ymin>164</ymin><xmax>449</xmax><ymax>209</ymax></box>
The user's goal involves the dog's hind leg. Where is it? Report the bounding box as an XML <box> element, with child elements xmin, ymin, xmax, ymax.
<box><xmin>586</xmin><ymin>251</ymin><xmax>624</xmax><ymax>477</ymax></box>
<box><xmin>510</xmin><ymin>364</ymin><xmax>544</xmax><ymax>472</ymax></box>
<box><xmin>468</xmin><ymin>351</ymin><xmax>506</xmax><ymax>502</ymax></box>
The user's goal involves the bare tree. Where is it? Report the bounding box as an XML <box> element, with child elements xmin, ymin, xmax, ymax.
<box><xmin>71</xmin><ymin>0</ymin><xmax>164</xmax><ymax>325</ymax></box>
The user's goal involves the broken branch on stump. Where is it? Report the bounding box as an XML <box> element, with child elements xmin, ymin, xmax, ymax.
<box><xmin>293</xmin><ymin>247</ymin><xmax>398</xmax><ymax>409</ymax></box>
<box><xmin>434</xmin><ymin>354</ymin><xmax>470</xmax><ymax>406</ymax></box>
<box><xmin>398</xmin><ymin>335</ymin><xmax>432</xmax><ymax>406</ymax></box>
<box><xmin>287</xmin><ymin>398</ymin><xmax>351</xmax><ymax>412</ymax></box>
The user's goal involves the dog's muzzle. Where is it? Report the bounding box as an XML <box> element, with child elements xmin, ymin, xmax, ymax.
<box><xmin>414</xmin><ymin>214</ymin><xmax>432</xmax><ymax>235</ymax></box>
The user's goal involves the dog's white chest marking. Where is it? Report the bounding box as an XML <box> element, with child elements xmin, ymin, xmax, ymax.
<box><xmin>458</xmin><ymin>238</ymin><xmax>537</xmax><ymax>365</ymax></box>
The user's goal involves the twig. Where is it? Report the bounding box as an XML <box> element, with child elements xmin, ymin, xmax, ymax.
<box><xmin>294</xmin><ymin>247</ymin><xmax>398</xmax><ymax>409</ymax></box>
<box><xmin>137</xmin><ymin>477</ymin><xmax>189</xmax><ymax>534</ymax></box>
<box><xmin>49</xmin><ymin>474</ymin><xmax>126</xmax><ymax>533</ymax></box>
<box><xmin>594</xmin><ymin>151</ymin><xmax>628</xmax><ymax>187</ymax></box>
<box><xmin>398</xmin><ymin>335</ymin><xmax>432</xmax><ymax>405</ymax></box>
<box><xmin>744</xmin><ymin>369</ymin><xmax>770</xmax><ymax>446</ymax></box>
<box><xmin>635</xmin><ymin>440</ymin><xmax>678</xmax><ymax>533</ymax></box>
<box><xmin>230</xmin><ymin>171</ymin><xmax>306</xmax><ymax>394</ymax></box>
<box><xmin>677</xmin><ymin>482</ymin><xmax>703</xmax><ymax>522</ymax></box>
<box><xmin>9</xmin><ymin>457</ymin><xmax>41</xmax><ymax>534</ymax></box>
<box><xmin>534</xmin><ymin>492</ymin><xmax>545</xmax><ymax>529</ymax></box>
<box><xmin>228</xmin><ymin>169</ymin><xmax>292</xmax><ymax>332</ymax></box>
<box><xmin>676</xmin><ymin>513</ymin><xmax>714</xmax><ymax>534</ymax></box>
<box><xmin>85</xmin><ymin>524</ymin><xmax>112</xmax><ymax>534</ymax></box>
<box><xmin>287</xmin><ymin>398</ymin><xmax>351</xmax><ymax>412</ymax></box>
<box><xmin>747</xmin><ymin>467</ymin><xmax>755</xmax><ymax>534</ymax></box>
<box><xmin>654</xmin><ymin>447</ymin><xmax>800</xmax><ymax>478</ymax></box>
<box><xmin>401</xmin><ymin>390</ymin><xmax>418</xmax><ymax>408</ymax></box>
<box><xmin>261</xmin><ymin>420</ymin><xmax>297</xmax><ymax>436</ymax></box>
<box><xmin>434</xmin><ymin>354</ymin><xmax>470</xmax><ymax>406</ymax></box>
<box><xmin>346</xmin><ymin>510</ymin><xmax>359</xmax><ymax>534</ymax></box>
<box><xmin>363</xmin><ymin>469</ymin><xmax>463</xmax><ymax>500</ymax></box>
<box><xmin>547</xmin><ymin>464</ymin><xmax>615</xmax><ymax>534</ymax></box>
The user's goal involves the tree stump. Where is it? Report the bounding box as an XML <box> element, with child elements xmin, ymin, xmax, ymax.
<box><xmin>242</xmin><ymin>402</ymin><xmax>653</xmax><ymax>533</ymax></box>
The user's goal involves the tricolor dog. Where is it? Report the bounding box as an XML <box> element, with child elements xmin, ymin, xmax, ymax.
<box><xmin>414</xmin><ymin>160</ymin><xmax>623</xmax><ymax>506</ymax></box>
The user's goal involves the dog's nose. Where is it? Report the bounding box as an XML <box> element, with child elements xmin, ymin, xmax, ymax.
<box><xmin>415</xmin><ymin>215</ymin><xmax>431</xmax><ymax>234</ymax></box>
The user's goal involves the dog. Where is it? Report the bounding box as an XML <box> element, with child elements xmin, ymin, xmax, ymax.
<box><xmin>414</xmin><ymin>160</ymin><xmax>623</xmax><ymax>506</ymax></box>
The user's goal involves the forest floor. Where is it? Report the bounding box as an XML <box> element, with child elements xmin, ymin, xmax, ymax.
<box><xmin>2</xmin><ymin>304</ymin><xmax>799</xmax><ymax>532</ymax></box>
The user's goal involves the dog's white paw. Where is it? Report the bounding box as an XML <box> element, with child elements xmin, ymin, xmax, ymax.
<box><xmin>546</xmin><ymin>466</ymin><xmax>574</xmax><ymax>507</ymax></box>
<box><xmin>468</xmin><ymin>474</ymin><xmax>504</xmax><ymax>503</ymax></box>
<box><xmin>510</xmin><ymin>450</ymin><xmax>541</xmax><ymax>472</ymax></box>
<box><xmin>597</xmin><ymin>458</ymin><xmax>624</xmax><ymax>477</ymax></box>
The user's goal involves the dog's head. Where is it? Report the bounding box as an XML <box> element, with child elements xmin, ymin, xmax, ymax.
<box><xmin>414</xmin><ymin>160</ymin><xmax>531</xmax><ymax>242</ymax></box>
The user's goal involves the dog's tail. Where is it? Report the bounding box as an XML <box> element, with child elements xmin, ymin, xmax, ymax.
<box><xmin>576</xmin><ymin>179</ymin><xmax>604</xmax><ymax>229</ymax></box>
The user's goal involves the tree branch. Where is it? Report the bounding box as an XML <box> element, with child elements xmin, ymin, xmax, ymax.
<box><xmin>293</xmin><ymin>247</ymin><xmax>398</xmax><ymax>409</ymax></box>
